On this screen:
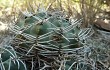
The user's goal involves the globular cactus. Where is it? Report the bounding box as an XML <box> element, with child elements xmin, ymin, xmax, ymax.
<box><xmin>9</xmin><ymin>11</ymin><xmax>92</xmax><ymax>69</ymax></box>
<box><xmin>0</xmin><ymin>46</ymin><xmax>27</xmax><ymax>70</ymax></box>
<box><xmin>16</xmin><ymin>12</ymin><xmax>81</xmax><ymax>48</ymax></box>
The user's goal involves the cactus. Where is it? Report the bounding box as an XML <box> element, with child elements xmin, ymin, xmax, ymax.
<box><xmin>0</xmin><ymin>46</ymin><xmax>27</xmax><ymax>70</ymax></box>
<box><xmin>9</xmin><ymin>10</ymin><xmax>92</xmax><ymax>69</ymax></box>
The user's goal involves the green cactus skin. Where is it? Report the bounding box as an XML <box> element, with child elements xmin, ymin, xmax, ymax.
<box><xmin>11</xmin><ymin>11</ymin><xmax>83</xmax><ymax>70</ymax></box>
<box><xmin>16</xmin><ymin>12</ymin><xmax>81</xmax><ymax>48</ymax></box>
<box><xmin>1</xmin><ymin>59</ymin><xmax>26</xmax><ymax>70</ymax></box>
<box><xmin>0</xmin><ymin>47</ymin><xmax>27</xmax><ymax>70</ymax></box>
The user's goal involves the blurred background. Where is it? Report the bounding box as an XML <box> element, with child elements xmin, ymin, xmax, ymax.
<box><xmin>0</xmin><ymin>0</ymin><xmax>110</xmax><ymax>27</ymax></box>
